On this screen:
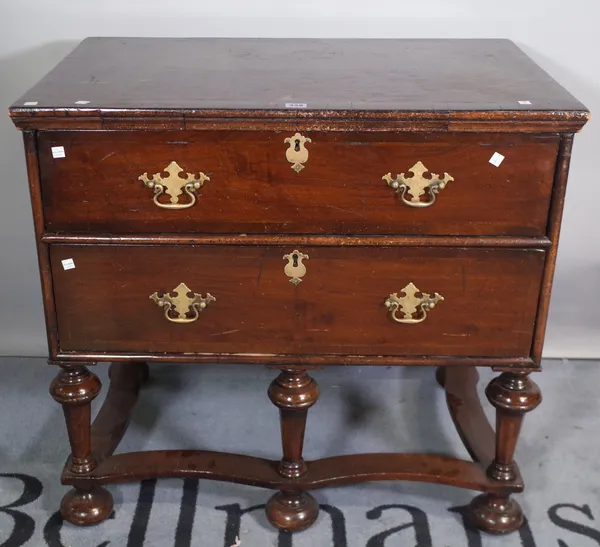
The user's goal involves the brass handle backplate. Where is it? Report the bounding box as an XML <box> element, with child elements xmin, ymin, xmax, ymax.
<box><xmin>139</xmin><ymin>161</ymin><xmax>210</xmax><ymax>209</ymax></box>
<box><xmin>283</xmin><ymin>250</ymin><xmax>309</xmax><ymax>285</ymax></box>
<box><xmin>385</xmin><ymin>283</ymin><xmax>443</xmax><ymax>324</ymax></box>
<box><xmin>284</xmin><ymin>133</ymin><xmax>311</xmax><ymax>173</ymax></box>
<box><xmin>150</xmin><ymin>282</ymin><xmax>215</xmax><ymax>323</ymax></box>
<box><xmin>383</xmin><ymin>161</ymin><xmax>454</xmax><ymax>208</ymax></box>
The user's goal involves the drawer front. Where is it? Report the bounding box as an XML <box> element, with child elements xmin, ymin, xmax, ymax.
<box><xmin>39</xmin><ymin>131</ymin><xmax>558</xmax><ymax>236</ymax></box>
<box><xmin>50</xmin><ymin>245</ymin><xmax>544</xmax><ymax>357</ymax></box>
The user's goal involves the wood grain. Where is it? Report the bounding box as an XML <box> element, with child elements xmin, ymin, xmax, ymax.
<box><xmin>50</xmin><ymin>244</ymin><xmax>544</xmax><ymax>358</ymax></box>
<box><xmin>52</xmin><ymin>352</ymin><xmax>536</xmax><ymax>368</ymax></box>
<box><xmin>10</xmin><ymin>37</ymin><xmax>589</xmax><ymax>534</ymax></box>
<box><xmin>63</xmin><ymin>450</ymin><xmax>520</xmax><ymax>495</ymax></box>
<box><xmin>23</xmin><ymin>132</ymin><xmax>58</xmax><ymax>355</ymax></box>
<box><xmin>531</xmin><ymin>134</ymin><xmax>574</xmax><ymax>362</ymax></box>
<box><xmin>38</xmin><ymin>131</ymin><xmax>559</xmax><ymax>236</ymax></box>
<box><xmin>9</xmin><ymin>38</ymin><xmax>588</xmax><ymax>133</ymax></box>
<box><xmin>41</xmin><ymin>233</ymin><xmax>553</xmax><ymax>248</ymax></box>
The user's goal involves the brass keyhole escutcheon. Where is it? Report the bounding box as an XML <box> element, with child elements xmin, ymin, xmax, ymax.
<box><xmin>284</xmin><ymin>133</ymin><xmax>311</xmax><ymax>173</ymax></box>
<box><xmin>283</xmin><ymin>250</ymin><xmax>309</xmax><ymax>286</ymax></box>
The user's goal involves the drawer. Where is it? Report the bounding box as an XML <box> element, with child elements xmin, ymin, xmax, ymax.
<box><xmin>38</xmin><ymin>131</ymin><xmax>558</xmax><ymax>236</ymax></box>
<box><xmin>50</xmin><ymin>245</ymin><xmax>544</xmax><ymax>357</ymax></box>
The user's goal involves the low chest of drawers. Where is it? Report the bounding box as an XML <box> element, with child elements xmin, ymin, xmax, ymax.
<box><xmin>9</xmin><ymin>37</ymin><xmax>589</xmax><ymax>535</ymax></box>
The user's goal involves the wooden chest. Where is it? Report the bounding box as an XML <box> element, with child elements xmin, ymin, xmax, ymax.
<box><xmin>10</xmin><ymin>38</ymin><xmax>588</xmax><ymax>535</ymax></box>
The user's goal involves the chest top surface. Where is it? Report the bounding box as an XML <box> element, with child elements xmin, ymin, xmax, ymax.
<box><xmin>9</xmin><ymin>38</ymin><xmax>588</xmax><ymax>130</ymax></box>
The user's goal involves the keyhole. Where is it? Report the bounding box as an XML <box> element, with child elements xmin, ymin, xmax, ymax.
<box><xmin>293</xmin><ymin>253</ymin><xmax>299</xmax><ymax>267</ymax></box>
<box><xmin>294</xmin><ymin>139</ymin><xmax>301</xmax><ymax>152</ymax></box>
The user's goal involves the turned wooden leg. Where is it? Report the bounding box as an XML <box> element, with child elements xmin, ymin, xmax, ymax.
<box><xmin>470</xmin><ymin>372</ymin><xmax>541</xmax><ymax>534</ymax></box>
<box><xmin>266</xmin><ymin>369</ymin><xmax>320</xmax><ymax>532</ymax></box>
<box><xmin>50</xmin><ymin>364</ymin><xmax>113</xmax><ymax>526</ymax></box>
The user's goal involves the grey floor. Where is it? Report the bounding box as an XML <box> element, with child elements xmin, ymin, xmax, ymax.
<box><xmin>1</xmin><ymin>357</ymin><xmax>599</xmax><ymax>546</ymax></box>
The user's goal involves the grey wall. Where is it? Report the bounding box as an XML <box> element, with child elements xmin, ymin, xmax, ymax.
<box><xmin>1</xmin><ymin>1</ymin><xmax>598</xmax><ymax>358</ymax></box>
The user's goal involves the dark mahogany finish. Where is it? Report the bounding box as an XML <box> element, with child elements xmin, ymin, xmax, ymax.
<box><xmin>469</xmin><ymin>372</ymin><xmax>542</xmax><ymax>534</ymax></box>
<box><xmin>9</xmin><ymin>38</ymin><xmax>588</xmax><ymax>535</ymax></box>
<box><xmin>49</xmin><ymin>365</ymin><xmax>113</xmax><ymax>525</ymax></box>
<box><xmin>49</xmin><ymin>244</ymin><xmax>545</xmax><ymax>358</ymax></box>
<box><xmin>37</xmin><ymin>131</ymin><xmax>558</xmax><ymax>236</ymax></box>
<box><xmin>10</xmin><ymin>38</ymin><xmax>587</xmax><ymax>132</ymax></box>
<box><xmin>267</xmin><ymin>369</ymin><xmax>320</xmax><ymax>531</ymax></box>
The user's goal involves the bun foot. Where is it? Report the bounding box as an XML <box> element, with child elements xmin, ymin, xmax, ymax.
<box><xmin>266</xmin><ymin>490</ymin><xmax>319</xmax><ymax>532</ymax></box>
<box><xmin>61</xmin><ymin>486</ymin><xmax>114</xmax><ymax>526</ymax></box>
<box><xmin>469</xmin><ymin>494</ymin><xmax>524</xmax><ymax>534</ymax></box>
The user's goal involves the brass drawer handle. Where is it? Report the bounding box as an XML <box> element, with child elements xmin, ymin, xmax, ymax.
<box><xmin>150</xmin><ymin>282</ymin><xmax>215</xmax><ymax>324</ymax></box>
<box><xmin>385</xmin><ymin>283</ymin><xmax>443</xmax><ymax>324</ymax></box>
<box><xmin>284</xmin><ymin>133</ymin><xmax>311</xmax><ymax>173</ymax></box>
<box><xmin>383</xmin><ymin>161</ymin><xmax>453</xmax><ymax>208</ymax></box>
<box><xmin>139</xmin><ymin>161</ymin><xmax>210</xmax><ymax>209</ymax></box>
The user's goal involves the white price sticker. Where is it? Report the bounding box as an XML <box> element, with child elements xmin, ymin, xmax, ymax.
<box><xmin>285</xmin><ymin>103</ymin><xmax>308</xmax><ymax>109</ymax></box>
<box><xmin>518</xmin><ymin>100</ymin><xmax>532</xmax><ymax>105</ymax></box>
<box><xmin>23</xmin><ymin>101</ymin><xmax>38</xmax><ymax>106</ymax></box>
<box><xmin>51</xmin><ymin>146</ymin><xmax>66</xmax><ymax>159</ymax></box>
<box><xmin>61</xmin><ymin>258</ymin><xmax>75</xmax><ymax>271</ymax></box>
<box><xmin>75</xmin><ymin>100</ymin><xmax>90</xmax><ymax>105</ymax></box>
<box><xmin>489</xmin><ymin>152</ymin><xmax>505</xmax><ymax>167</ymax></box>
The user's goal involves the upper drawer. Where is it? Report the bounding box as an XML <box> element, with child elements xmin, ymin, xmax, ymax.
<box><xmin>38</xmin><ymin>131</ymin><xmax>558</xmax><ymax>236</ymax></box>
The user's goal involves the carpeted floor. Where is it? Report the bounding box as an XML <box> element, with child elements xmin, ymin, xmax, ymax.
<box><xmin>1</xmin><ymin>357</ymin><xmax>600</xmax><ymax>546</ymax></box>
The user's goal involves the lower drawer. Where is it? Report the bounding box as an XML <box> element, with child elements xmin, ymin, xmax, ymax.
<box><xmin>50</xmin><ymin>245</ymin><xmax>544</xmax><ymax>358</ymax></box>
